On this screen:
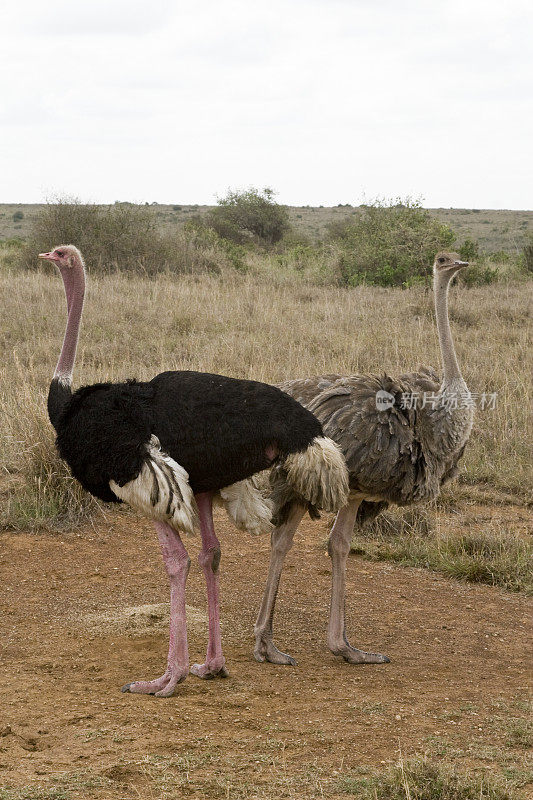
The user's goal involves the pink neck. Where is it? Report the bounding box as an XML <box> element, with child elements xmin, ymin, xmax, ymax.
<box><xmin>55</xmin><ymin>262</ymin><xmax>85</xmax><ymax>385</ymax></box>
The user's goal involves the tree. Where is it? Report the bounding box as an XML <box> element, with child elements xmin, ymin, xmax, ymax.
<box><xmin>206</xmin><ymin>187</ymin><xmax>290</xmax><ymax>245</ymax></box>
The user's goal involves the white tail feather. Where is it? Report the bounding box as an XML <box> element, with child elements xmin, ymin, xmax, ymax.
<box><xmin>216</xmin><ymin>474</ymin><xmax>273</xmax><ymax>536</ymax></box>
<box><xmin>110</xmin><ymin>435</ymin><xmax>197</xmax><ymax>535</ymax></box>
<box><xmin>282</xmin><ymin>436</ymin><xmax>349</xmax><ymax>512</ymax></box>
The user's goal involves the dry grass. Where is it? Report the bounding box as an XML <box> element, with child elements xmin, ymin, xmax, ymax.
<box><xmin>0</xmin><ymin>754</ymin><xmax>526</xmax><ymax>800</ymax></box>
<box><xmin>0</xmin><ymin>366</ymin><xmax>102</xmax><ymax>529</ymax></box>
<box><xmin>351</xmin><ymin>508</ymin><xmax>533</xmax><ymax>594</ymax></box>
<box><xmin>0</xmin><ymin>264</ymin><xmax>531</xmax><ymax>532</ymax></box>
<box><xmin>340</xmin><ymin>755</ymin><xmax>521</xmax><ymax>799</ymax></box>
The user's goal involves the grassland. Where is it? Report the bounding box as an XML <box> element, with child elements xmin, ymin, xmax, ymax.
<box><xmin>1</xmin><ymin>202</ymin><xmax>532</xmax><ymax>253</ymax></box>
<box><xmin>1</xmin><ymin>266</ymin><xmax>530</xmax><ymax>496</ymax></box>
<box><xmin>1</xmin><ymin>254</ymin><xmax>531</xmax><ymax>580</ymax></box>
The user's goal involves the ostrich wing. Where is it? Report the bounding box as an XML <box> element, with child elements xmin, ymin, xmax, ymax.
<box><xmin>398</xmin><ymin>366</ymin><xmax>467</xmax><ymax>486</ymax></box>
<box><xmin>399</xmin><ymin>365</ymin><xmax>440</xmax><ymax>393</ymax></box>
<box><xmin>305</xmin><ymin>374</ymin><xmax>428</xmax><ymax>504</ymax></box>
<box><xmin>278</xmin><ymin>367</ymin><xmax>463</xmax><ymax>517</ymax></box>
<box><xmin>110</xmin><ymin>434</ymin><xmax>197</xmax><ymax>536</ymax></box>
<box><xmin>277</xmin><ymin>375</ymin><xmax>342</xmax><ymax>406</ymax></box>
<box><xmin>276</xmin><ymin>375</ymin><xmax>394</xmax><ymax>521</ymax></box>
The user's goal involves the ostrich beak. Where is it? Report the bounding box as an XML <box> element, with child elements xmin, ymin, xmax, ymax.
<box><xmin>38</xmin><ymin>252</ymin><xmax>60</xmax><ymax>262</ymax></box>
<box><xmin>454</xmin><ymin>260</ymin><xmax>468</xmax><ymax>268</ymax></box>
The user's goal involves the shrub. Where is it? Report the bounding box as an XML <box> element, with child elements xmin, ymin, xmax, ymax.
<box><xmin>177</xmin><ymin>220</ymin><xmax>247</xmax><ymax>273</ymax></box>
<box><xmin>522</xmin><ymin>233</ymin><xmax>533</xmax><ymax>274</ymax></box>
<box><xmin>269</xmin><ymin>241</ymin><xmax>344</xmax><ymax>283</ymax></box>
<box><xmin>0</xmin><ymin>238</ymin><xmax>26</xmax><ymax>272</ymax></box>
<box><xmin>327</xmin><ymin>198</ymin><xmax>455</xmax><ymax>287</ymax></box>
<box><xmin>12</xmin><ymin>210</ymin><xmax>24</xmax><ymax>222</ymax></box>
<box><xmin>16</xmin><ymin>198</ymin><xmax>169</xmax><ymax>273</ymax></box>
<box><xmin>15</xmin><ymin>198</ymin><xmax>242</xmax><ymax>275</ymax></box>
<box><xmin>460</xmin><ymin>262</ymin><xmax>499</xmax><ymax>287</ymax></box>
<box><xmin>206</xmin><ymin>187</ymin><xmax>291</xmax><ymax>245</ymax></box>
<box><xmin>459</xmin><ymin>237</ymin><xmax>480</xmax><ymax>261</ymax></box>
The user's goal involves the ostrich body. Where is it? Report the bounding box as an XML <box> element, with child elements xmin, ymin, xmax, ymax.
<box><xmin>255</xmin><ymin>252</ymin><xmax>473</xmax><ymax>667</ymax></box>
<box><xmin>40</xmin><ymin>245</ymin><xmax>349</xmax><ymax>696</ymax></box>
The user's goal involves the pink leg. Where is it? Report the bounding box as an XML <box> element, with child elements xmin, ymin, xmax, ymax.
<box><xmin>190</xmin><ymin>492</ymin><xmax>229</xmax><ymax>679</ymax></box>
<box><xmin>122</xmin><ymin>521</ymin><xmax>190</xmax><ymax>697</ymax></box>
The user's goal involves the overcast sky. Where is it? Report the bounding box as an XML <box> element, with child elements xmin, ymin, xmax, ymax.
<box><xmin>1</xmin><ymin>0</ymin><xmax>531</xmax><ymax>208</ymax></box>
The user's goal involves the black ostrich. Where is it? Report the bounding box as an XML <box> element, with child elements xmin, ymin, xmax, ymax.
<box><xmin>39</xmin><ymin>245</ymin><xmax>348</xmax><ymax>697</ymax></box>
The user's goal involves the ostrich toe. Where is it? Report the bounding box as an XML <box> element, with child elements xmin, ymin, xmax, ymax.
<box><xmin>190</xmin><ymin>660</ymin><xmax>229</xmax><ymax>679</ymax></box>
<box><xmin>331</xmin><ymin>645</ymin><xmax>390</xmax><ymax>665</ymax></box>
<box><xmin>254</xmin><ymin>635</ymin><xmax>297</xmax><ymax>666</ymax></box>
<box><xmin>121</xmin><ymin>665</ymin><xmax>188</xmax><ymax>697</ymax></box>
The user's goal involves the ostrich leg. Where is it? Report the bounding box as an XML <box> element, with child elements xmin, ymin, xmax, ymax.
<box><xmin>254</xmin><ymin>503</ymin><xmax>306</xmax><ymax>665</ymax></box>
<box><xmin>190</xmin><ymin>492</ymin><xmax>229</xmax><ymax>679</ymax></box>
<box><xmin>327</xmin><ymin>498</ymin><xmax>390</xmax><ymax>664</ymax></box>
<box><xmin>122</xmin><ymin>521</ymin><xmax>191</xmax><ymax>697</ymax></box>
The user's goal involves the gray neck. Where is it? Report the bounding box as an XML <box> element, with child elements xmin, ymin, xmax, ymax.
<box><xmin>55</xmin><ymin>264</ymin><xmax>86</xmax><ymax>386</ymax></box>
<box><xmin>434</xmin><ymin>270</ymin><xmax>465</xmax><ymax>390</ymax></box>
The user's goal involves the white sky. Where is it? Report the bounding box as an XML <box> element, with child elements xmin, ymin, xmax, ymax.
<box><xmin>1</xmin><ymin>0</ymin><xmax>531</xmax><ymax>208</ymax></box>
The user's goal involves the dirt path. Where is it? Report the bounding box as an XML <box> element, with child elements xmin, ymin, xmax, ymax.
<box><xmin>0</xmin><ymin>511</ymin><xmax>531</xmax><ymax>798</ymax></box>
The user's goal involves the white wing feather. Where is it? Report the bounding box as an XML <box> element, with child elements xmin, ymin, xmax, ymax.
<box><xmin>110</xmin><ymin>435</ymin><xmax>197</xmax><ymax>535</ymax></box>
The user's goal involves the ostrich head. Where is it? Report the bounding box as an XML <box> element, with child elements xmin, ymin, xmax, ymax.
<box><xmin>38</xmin><ymin>245</ymin><xmax>85</xmax><ymax>272</ymax></box>
<box><xmin>39</xmin><ymin>245</ymin><xmax>85</xmax><ymax>316</ymax></box>
<box><xmin>433</xmin><ymin>251</ymin><xmax>468</xmax><ymax>277</ymax></box>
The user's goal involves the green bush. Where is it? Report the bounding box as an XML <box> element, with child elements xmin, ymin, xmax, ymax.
<box><xmin>522</xmin><ymin>233</ymin><xmax>533</xmax><ymax>274</ymax></box>
<box><xmin>17</xmin><ymin>198</ymin><xmax>167</xmax><ymax>272</ymax></box>
<box><xmin>180</xmin><ymin>219</ymin><xmax>247</xmax><ymax>272</ymax></box>
<box><xmin>460</xmin><ymin>262</ymin><xmax>500</xmax><ymax>287</ymax></box>
<box><xmin>273</xmin><ymin>242</ymin><xmax>338</xmax><ymax>279</ymax></box>
<box><xmin>328</xmin><ymin>198</ymin><xmax>456</xmax><ymax>287</ymax></box>
<box><xmin>12</xmin><ymin>210</ymin><xmax>24</xmax><ymax>222</ymax></box>
<box><xmin>488</xmin><ymin>249</ymin><xmax>513</xmax><ymax>264</ymax></box>
<box><xmin>15</xmin><ymin>198</ymin><xmax>242</xmax><ymax>275</ymax></box>
<box><xmin>206</xmin><ymin>187</ymin><xmax>291</xmax><ymax>245</ymax></box>
<box><xmin>459</xmin><ymin>237</ymin><xmax>480</xmax><ymax>261</ymax></box>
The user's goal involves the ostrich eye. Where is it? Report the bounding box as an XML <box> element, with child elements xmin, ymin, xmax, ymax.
<box><xmin>438</xmin><ymin>257</ymin><xmax>446</xmax><ymax>264</ymax></box>
<box><xmin>56</xmin><ymin>250</ymin><xmax>64</xmax><ymax>256</ymax></box>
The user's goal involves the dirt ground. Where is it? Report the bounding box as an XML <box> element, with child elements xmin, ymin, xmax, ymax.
<box><xmin>0</xmin><ymin>510</ymin><xmax>531</xmax><ymax>799</ymax></box>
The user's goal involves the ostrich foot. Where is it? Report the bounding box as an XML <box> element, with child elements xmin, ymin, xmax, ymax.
<box><xmin>121</xmin><ymin>665</ymin><xmax>188</xmax><ymax>697</ymax></box>
<box><xmin>254</xmin><ymin>635</ymin><xmax>297</xmax><ymax>665</ymax></box>
<box><xmin>190</xmin><ymin>659</ymin><xmax>229</xmax><ymax>679</ymax></box>
<box><xmin>329</xmin><ymin>644</ymin><xmax>390</xmax><ymax>665</ymax></box>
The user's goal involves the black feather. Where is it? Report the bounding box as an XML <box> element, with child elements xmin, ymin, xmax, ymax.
<box><xmin>49</xmin><ymin>371</ymin><xmax>324</xmax><ymax>502</ymax></box>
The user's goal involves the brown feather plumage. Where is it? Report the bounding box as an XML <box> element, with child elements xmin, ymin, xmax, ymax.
<box><xmin>276</xmin><ymin>366</ymin><xmax>469</xmax><ymax>523</ymax></box>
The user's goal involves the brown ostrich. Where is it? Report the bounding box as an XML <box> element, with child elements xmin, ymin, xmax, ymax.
<box><xmin>254</xmin><ymin>252</ymin><xmax>473</xmax><ymax>666</ymax></box>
